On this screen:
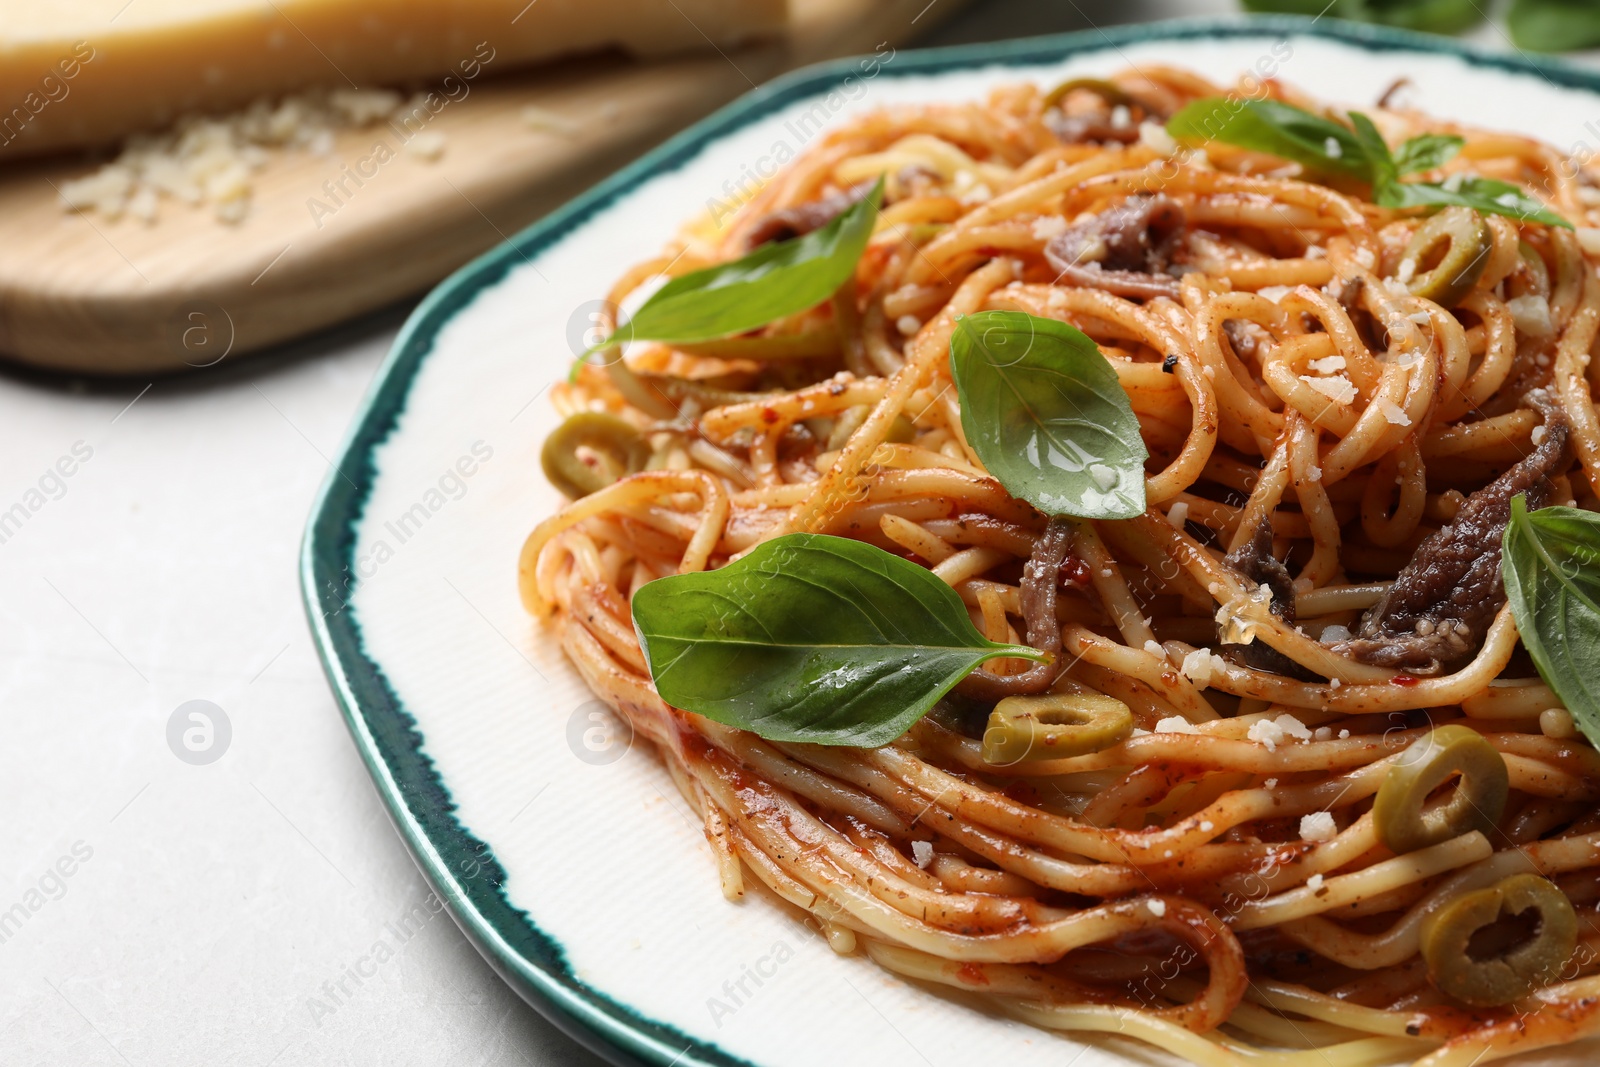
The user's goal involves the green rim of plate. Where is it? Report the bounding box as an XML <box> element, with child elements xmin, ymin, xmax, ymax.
<box><xmin>300</xmin><ymin>14</ymin><xmax>1600</xmax><ymax>1066</ymax></box>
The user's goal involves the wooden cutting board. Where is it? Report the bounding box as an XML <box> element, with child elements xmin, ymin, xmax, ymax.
<box><xmin>0</xmin><ymin>0</ymin><xmax>965</xmax><ymax>375</ymax></box>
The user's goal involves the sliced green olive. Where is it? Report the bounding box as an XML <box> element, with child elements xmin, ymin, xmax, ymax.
<box><xmin>902</xmin><ymin>222</ymin><xmax>949</xmax><ymax>244</ymax></box>
<box><xmin>802</xmin><ymin>416</ymin><xmax>837</xmax><ymax>444</ymax></box>
<box><xmin>981</xmin><ymin>692</ymin><xmax>1133</xmax><ymax>765</ymax></box>
<box><xmin>1374</xmin><ymin>724</ymin><xmax>1508</xmax><ymax>854</ymax></box>
<box><xmin>540</xmin><ymin>412</ymin><xmax>650</xmax><ymax>499</ymax></box>
<box><xmin>826</xmin><ymin>407</ymin><xmax>914</xmax><ymax>450</ymax></box>
<box><xmin>826</xmin><ymin>405</ymin><xmax>868</xmax><ymax>450</ymax></box>
<box><xmin>1421</xmin><ymin>873</ymin><xmax>1577</xmax><ymax>1006</ymax></box>
<box><xmin>1402</xmin><ymin>206</ymin><xmax>1491</xmax><ymax>307</ymax></box>
<box><xmin>1043</xmin><ymin>77</ymin><xmax>1136</xmax><ymax>110</ymax></box>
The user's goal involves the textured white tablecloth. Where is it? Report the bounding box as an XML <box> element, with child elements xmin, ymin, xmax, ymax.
<box><xmin>10</xmin><ymin>1</ymin><xmax>1570</xmax><ymax>1062</ymax></box>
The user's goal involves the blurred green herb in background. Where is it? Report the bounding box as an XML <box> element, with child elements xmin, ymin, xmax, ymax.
<box><xmin>1241</xmin><ymin>0</ymin><xmax>1600</xmax><ymax>52</ymax></box>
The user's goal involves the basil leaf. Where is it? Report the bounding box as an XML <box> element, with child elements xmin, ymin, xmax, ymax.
<box><xmin>1168</xmin><ymin>99</ymin><xmax>1566</xmax><ymax>228</ymax></box>
<box><xmin>593</xmin><ymin>177</ymin><xmax>883</xmax><ymax>352</ymax></box>
<box><xmin>1347</xmin><ymin>0</ymin><xmax>1485</xmax><ymax>32</ymax></box>
<box><xmin>1243</xmin><ymin>0</ymin><xmax>1483</xmax><ymax>32</ymax></box>
<box><xmin>1394</xmin><ymin>133</ymin><xmax>1465</xmax><ymax>176</ymax></box>
<box><xmin>950</xmin><ymin>311</ymin><xmax>1147</xmax><ymax>520</ymax></box>
<box><xmin>1343</xmin><ymin>109</ymin><xmax>1568</xmax><ymax>228</ymax></box>
<box><xmin>1166</xmin><ymin>98</ymin><xmax>1371</xmax><ymax>180</ymax></box>
<box><xmin>1348</xmin><ymin>111</ymin><xmax>1397</xmax><ymax>190</ymax></box>
<box><xmin>1376</xmin><ymin>175</ymin><xmax>1573</xmax><ymax>228</ymax></box>
<box><xmin>1502</xmin><ymin>497</ymin><xmax>1600</xmax><ymax>750</ymax></box>
<box><xmin>1509</xmin><ymin>0</ymin><xmax>1600</xmax><ymax>52</ymax></box>
<box><xmin>631</xmin><ymin>533</ymin><xmax>1043</xmax><ymax>747</ymax></box>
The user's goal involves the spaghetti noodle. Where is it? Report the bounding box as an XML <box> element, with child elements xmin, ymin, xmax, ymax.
<box><xmin>518</xmin><ymin>66</ymin><xmax>1600</xmax><ymax>1066</ymax></box>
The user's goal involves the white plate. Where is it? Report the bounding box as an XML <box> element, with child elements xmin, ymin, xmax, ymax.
<box><xmin>303</xmin><ymin>17</ymin><xmax>1600</xmax><ymax>1065</ymax></box>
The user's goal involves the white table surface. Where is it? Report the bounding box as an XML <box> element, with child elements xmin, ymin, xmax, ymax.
<box><xmin>5</xmin><ymin>1</ymin><xmax>1574</xmax><ymax>1063</ymax></box>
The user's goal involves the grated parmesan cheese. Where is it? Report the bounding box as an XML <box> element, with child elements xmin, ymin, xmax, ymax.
<box><xmin>1248</xmin><ymin>718</ymin><xmax>1284</xmax><ymax>752</ymax></box>
<box><xmin>521</xmin><ymin>105</ymin><xmax>581</xmax><ymax>134</ymax></box>
<box><xmin>1301</xmin><ymin>374</ymin><xmax>1357</xmax><ymax>405</ymax></box>
<box><xmin>1181</xmin><ymin>648</ymin><xmax>1215</xmax><ymax>688</ymax></box>
<box><xmin>1167</xmin><ymin>500</ymin><xmax>1190</xmax><ymax>528</ymax></box>
<box><xmin>56</xmin><ymin>86</ymin><xmax>450</xmax><ymax>225</ymax></box>
<box><xmin>1155</xmin><ymin>716</ymin><xmax>1199</xmax><ymax>734</ymax></box>
<box><xmin>1148</xmin><ymin>898</ymin><xmax>1167</xmax><ymax>917</ymax></box>
<box><xmin>1507</xmin><ymin>294</ymin><xmax>1554</xmax><ymax>337</ymax></box>
<box><xmin>1378</xmin><ymin>399</ymin><xmax>1412</xmax><ymax>426</ymax></box>
<box><xmin>959</xmin><ymin>181</ymin><xmax>993</xmax><ymax>206</ymax></box>
<box><xmin>911</xmin><ymin>840</ymin><xmax>934</xmax><ymax>869</ymax></box>
<box><xmin>405</xmin><ymin>130</ymin><xmax>447</xmax><ymax>160</ymax></box>
<box><xmin>1307</xmin><ymin>355</ymin><xmax>1346</xmax><ymax>375</ymax></box>
<box><xmin>1300</xmin><ymin>812</ymin><xmax>1338</xmax><ymax>842</ymax></box>
<box><xmin>1324</xmin><ymin>136</ymin><xmax>1342</xmax><ymax>159</ymax></box>
<box><xmin>1089</xmin><ymin>463</ymin><xmax>1118</xmax><ymax>492</ymax></box>
<box><xmin>1139</xmin><ymin>120</ymin><xmax>1178</xmax><ymax>154</ymax></box>
<box><xmin>1144</xmin><ymin>640</ymin><xmax>1168</xmax><ymax>660</ymax></box>
<box><xmin>896</xmin><ymin>315</ymin><xmax>922</xmax><ymax>336</ymax></box>
<box><xmin>1031</xmin><ymin>215</ymin><xmax>1069</xmax><ymax>240</ymax></box>
<box><xmin>1276</xmin><ymin>713</ymin><xmax>1312</xmax><ymax>740</ymax></box>
<box><xmin>1532</xmin><ymin>425</ymin><xmax>1547</xmax><ymax>446</ymax></box>
<box><xmin>1249</xmin><ymin>713</ymin><xmax>1312</xmax><ymax>752</ymax></box>
<box><xmin>1307</xmin><ymin>873</ymin><xmax>1325</xmax><ymax>891</ymax></box>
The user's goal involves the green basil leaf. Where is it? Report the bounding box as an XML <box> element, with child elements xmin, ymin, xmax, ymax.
<box><xmin>950</xmin><ymin>311</ymin><xmax>1147</xmax><ymax>520</ymax></box>
<box><xmin>1376</xmin><ymin>175</ymin><xmax>1573</xmax><ymax>229</ymax></box>
<box><xmin>631</xmin><ymin>533</ymin><xmax>1043</xmax><ymax>747</ymax></box>
<box><xmin>1509</xmin><ymin>0</ymin><xmax>1600</xmax><ymax>52</ymax></box>
<box><xmin>1393</xmin><ymin>133</ymin><xmax>1465</xmax><ymax>176</ymax></box>
<box><xmin>1347</xmin><ymin>0</ymin><xmax>1485</xmax><ymax>33</ymax></box>
<box><xmin>1243</xmin><ymin>0</ymin><xmax>1482</xmax><ymax>29</ymax></box>
<box><xmin>1166</xmin><ymin>98</ymin><xmax>1371</xmax><ymax>180</ymax></box>
<box><xmin>593</xmin><ymin>177</ymin><xmax>883</xmax><ymax>352</ymax></box>
<box><xmin>1348</xmin><ymin>111</ymin><xmax>1398</xmax><ymax>190</ymax></box>
<box><xmin>1502</xmin><ymin>496</ymin><xmax>1600</xmax><ymax>750</ymax></box>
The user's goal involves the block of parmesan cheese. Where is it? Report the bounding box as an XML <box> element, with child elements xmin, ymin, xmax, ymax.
<box><xmin>0</xmin><ymin>0</ymin><xmax>787</xmax><ymax>158</ymax></box>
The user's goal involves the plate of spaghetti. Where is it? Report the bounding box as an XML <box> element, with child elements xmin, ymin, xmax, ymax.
<box><xmin>304</xmin><ymin>16</ymin><xmax>1600</xmax><ymax>1067</ymax></box>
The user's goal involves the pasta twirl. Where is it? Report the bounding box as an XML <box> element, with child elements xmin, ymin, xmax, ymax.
<box><xmin>519</xmin><ymin>68</ymin><xmax>1600</xmax><ymax>1066</ymax></box>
